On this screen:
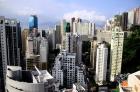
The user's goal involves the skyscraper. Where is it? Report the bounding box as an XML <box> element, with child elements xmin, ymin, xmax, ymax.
<box><xmin>62</xmin><ymin>51</ymin><xmax>76</xmax><ymax>88</ymax></box>
<box><xmin>60</xmin><ymin>19</ymin><xmax>67</xmax><ymax>49</ymax></box>
<box><xmin>134</xmin><ymin>7</ymin><xmax>140</xmax><ymax>25</ymax></box>
<box><xmin>55</xmin><ymin>25</ymin><xmax>61</xmax><ymax>45</ymax></box>
<box><xmin>48</xmin><ymin>29</ymin><xmax>55</xmax><ymax>50</ymax></box>
<box><xmin>95</xmin><ymin>43</ymin><xmax>108</xmax><ymax>85</ymax></box>
<box><xmin>90</xmin><ymin>38</ymin><xmax>97</xmax><ymax>69</ymax></box>
<box><xmin>40</xmin><ymin>37</ymin><xmax>48</xmax><ymax>64</ymax></box>
<box><xmin>128</xmin><ymin>10</ymin><xmax>135</xmax><ymax>28</ymax></box>
<box><xmin>75</xmin><ymin>35</ymin><xmax>82</xmax><ymax>64</ymax></box>
<box><xmin>72</xmin><ymin>18</ymin><xmax>95</xmax><ymax>36</ymax></box>
<box><xmin>0</xmin><ymin>16</ymin><xmax>8</xmax><ymax>92</ymax></box>
<box><xmin>127</xmin><ymin>7</ymin><xmax>140</xmax><ymax>29</ymax></box>
<box><xmin>29</xmin><ymin>15</ymin><xmax>38</xmax><ymax>32</ymax></box>
<box><xmin>22</xmin><ymin>29</ymin><xmax>29</xmax><ymax>56</ymax></box>
<box><xmin>110</xmin><ymin>27</ymin><xmax>124</xmax><ymax>81</ymax></box>
<box><xmin>65</xmin><ymin>33</ymin><xmax>74</xmax><ymax>53</ymax></box>
<box><xmin>5</xmin><ymin>18</ymin><xmax>21</xmax><ymax>66</ymax></box>
<box><xmin>121</xmin><ymin>12</ymin><xmax>128</xmax><ymax>31</ymax></box>
<box><xmin>0</xmin><ymin>16</ymin><xmax>23</xmax><ymax>91</ymax></box>
<box><xmin>52</xmin><ymin>50</ymin><xmax>76</xmax><ymax>88</ymax></box>
<box><xmin>0</xmin><ymin>17</ymin><xmax>21</xmax><ymax>67</ymax></box>
<box><xmin>52</xmin><ymin>53</ymin><xmax>64</xmax><ymax>86</ymax></box>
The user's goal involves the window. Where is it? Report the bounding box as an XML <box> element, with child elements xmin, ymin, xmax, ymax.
<box><xmin>0</xmin><ymin>20</ymin><xmax>3</xmax><ymax>24</ymax></box>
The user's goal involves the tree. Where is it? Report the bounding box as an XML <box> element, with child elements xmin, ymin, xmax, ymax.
<box><xmin>122</xmin><ymin>25</ymin><xmax>140</xmax><ymax>73</ymax></box>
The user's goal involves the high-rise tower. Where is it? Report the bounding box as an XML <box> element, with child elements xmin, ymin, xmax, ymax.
<box><xmin>0</xmin><ymin>16</ymin><xmax>7</xmax><ymax>92</ymax></box>
<box><xmin>95</xmin><ymin>43</ymin><xmax>108</xmax><ymax>85</ymax></box>
<box><xmin>110</xmin><ymin>27</ymin><xmax>124</xmax><ymax>81</ymax></box>
<box><xmin>29</xmin><ymin>15</ymin><xmax>38</xmax><ymax>32</ymax></box>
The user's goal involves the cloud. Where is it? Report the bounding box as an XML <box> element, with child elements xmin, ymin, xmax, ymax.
<box><xmin>0</xmin><ymin>0</ymin><xmax>107</xmax><ymax>28</ymax></box>
<box><xmin>63</xmin><ymin>10</ymin><xmax>106</xmax><ymax>22</ymax></box>
<box><xmin>17</xmin><ymin>7</ymin><xmax>42</xmax><ymax>16</ymax></box>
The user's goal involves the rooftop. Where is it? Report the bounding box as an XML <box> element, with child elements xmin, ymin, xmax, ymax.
<box><xmin>7</xmin><ymin>66</ymin><xmax>54</xmax><ymax>83</ymax></box>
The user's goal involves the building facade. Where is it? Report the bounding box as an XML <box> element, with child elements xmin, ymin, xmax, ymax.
<box><xmin>65</xmin><ymin>33</ymin><xmax>74</xmax><ymax>53</ymax></box>
<box><xmin>134</xmin><ymin>7</ymin><xmax>140</xmax><ymax>25</ymax></box>
<box><xmin>52</xmin><ymin>51</ymin><xmax>76</xmax><ymax>88</ymax></box>
<box><xmin>110</xmin><ymin>27</ymin><xmax>124</xmax><ymax>81</ymax></box>
<box><xmin>0</xmin><ymin>16</ymin><xmax>22</xmax><ymax>91</ymax></box>
<box><xmin>121</xmin><ymin>12</ymin><xmax>128</xmax><ymax>31</ymax></box>
<box><xmin>6</xmin><ymin>66</ymin><xmax>59</xmax><ymax>92</ymax></box>
<box><xmin>62</xmin><ymin>51</ymin><xmax>76</xmax><ymax>88</ymax></box>
<box><xmin>40</xmin><ymin>37</ymin><xmax>48</xmax><ymax>63</ymax></box>
<box><xmin>29</xmin><ymin>15</ymin><xmax>38</xmax><ymax>32</ymax></box>
<box><xmin>4</xmin><ymin>18</ymin><xmax>21</xmax><ymax>66</ymax></box>
<box><xmin>0</xmin><ymin>16</ymin><xmax>8</xmax><ymax>92</ymax></box>
<box><xmin>52</xmin><ymin>53</ymin><xmax>64</xmax><ymax>86</ymax></box>
<box><xmin>128</xmin><ymin>7</ymin><xmax>140</xmax><ymax>28</ymax></box>
<box><xmin>95</xmin><ymin>43</ymin><xmax>108</xmax><ymax>85</ymax></box>
<box><xmin>128</xmin><ymin>71</ymin><xmax>140</xmax><ymax>92</ymax></box>
<box><xmin>22</xmin><ymin>29</ymin><xmax>29</xmax><ymax>56</ymax></box>
<box><xmin>76</xmin><ymin>66</ymin><xmax>86</xmax><ymax>86</ymax></box>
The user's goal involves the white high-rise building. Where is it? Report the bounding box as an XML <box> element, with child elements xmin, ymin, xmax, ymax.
<box><xmin>110</xmin><ymin>27</ymin><xmax>124</xmax><ymax>81</ymax></box>
<box><xmin>127</xmin><ymin>7</ymin><xmax>140</xmax><ymax>29</ymax></box>
<box><xmin>72</xmin><ymin>18</ymin><xmax>95</xmax><ymax>36</ymax></box>
<box><xmin>77</xmin><ymin>22</ymin><xmax>89</xmax><ymax>35</ymax></box>
<box><xmin>128</xmin><ymin>10</ymin><xmax>135</xmax><ymax>28</ymax></box>
<box><xmin>134</xmin><ymin>7</ymin><xmax>140</xmax><ymax>25</ymax></box>
<box><xmin>95</xmin><ymin>43</ymin><xmax>108</xmax><ymax>85</ymax></box>
<box><xmin>40</xmin><ymin>37</ymin><xmax>48</xmax><ymax>63</ymax></box>
<box><xmin>89</xmin><ymin>23</ymin><xmax>96</xmax><ymax>37</ymax></box>
<box><xmin>52</xmin><ymin>53</ymin><xmax>64</xmax><ymax>86</ymax></box>
<box><xmin>52</xmin><ymin>50</ymin><xmax>76</xmax><ymax>88</ymax></box>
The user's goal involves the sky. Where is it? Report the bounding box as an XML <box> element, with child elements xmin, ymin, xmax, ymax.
<box><xmin>0</xmin><ymin>0</ymin><xmax>140</xmax><ymax>29</ymax></box>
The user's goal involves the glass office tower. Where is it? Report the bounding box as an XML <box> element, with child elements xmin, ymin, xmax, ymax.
<box><xmin>29</xmin><ymin>15</ymin><xmax>38</xmax><ymax>32</ymax></box>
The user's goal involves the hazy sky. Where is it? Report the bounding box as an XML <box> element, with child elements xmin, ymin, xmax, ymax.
<box><xmin>0</xmin><ymin>0</ymin><xmax>140</xmax><ymax>29</ymax></box>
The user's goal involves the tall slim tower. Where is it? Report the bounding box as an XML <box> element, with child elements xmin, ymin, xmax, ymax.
<box><xmin>65</xmin><ymin>33</ymin><xmax>74</xmax><ymax>53</ymax></box>
<box><xmin>22</xmin><ymin>29</ymin><xmax>29</xmax><ymax>56</ymax></box>
<box><xmin>128</xmin><ymin>10</ymin><xmax>135</xmax><ymax>28</ymax></box>
<box><xmin>95</xmin><ymin>43</ymin><xmax>108</xmax><ymax>85</ymax></box>
<box><xmin>40</xmin><ymin>37</ymin><xmax>48</xmax><ymax>63</ymax></box>
<box><xmin>29</xmin><ymin>15</ymin><xmax>38</xmax><ymax>32</ymax></box>
<box><xmin>110</xmin><ymin>27</ymin><xmax>124</xmax><ymax>81</ymax></box>
<box><xmin>121</xmin><ymin>12</ymin><xmax>128</xmax><ymax>31</ymax></box>
<box><xmin>134</xmin><ymin>7</ymin><xmax>140</xmax><ymax>25</ymax></box>
<box><xmin>90</xmin><ymin>37</ymin><xmax>97</xmax><ymax>69</ymax></box>
<box><xmin>0</xmin><ymin>16</ymin><xmax>8</xmax><ymax>92</ymax></box>
<box><xmin>60</xmin><ymin>20</ymin><xmax>67</xmax><ymax>49</ymax></box>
